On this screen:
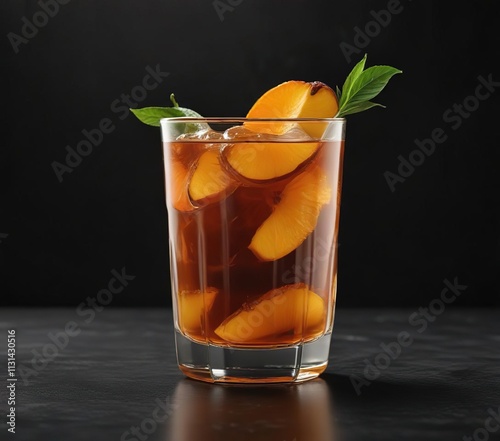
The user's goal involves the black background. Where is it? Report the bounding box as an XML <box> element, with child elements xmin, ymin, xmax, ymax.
<box><xmin>1</xmin><ymin>0</ymin><xmax>499</xmax><ymax>307</ymax></box>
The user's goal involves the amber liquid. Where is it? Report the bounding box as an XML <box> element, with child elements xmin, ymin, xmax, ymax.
<box><xmin>164</xmin><ymin>139</ymin><xmax>344</xmax><ymax>347</ymax></box>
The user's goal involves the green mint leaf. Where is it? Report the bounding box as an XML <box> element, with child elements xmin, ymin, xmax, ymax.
<box><xmin>130</xmin><ymin>96</ymin><xmax>207</xmax><ymax>139</ymax></box>
<box><xmin>130</xmin><ymin>106</ymin><xmax>203</xmax><ymax>127</ymax></box>
<box><xmin>346</xmin><ymin>66</ymin><xmax>402</xmax><ymax>103</ymax></box>
<box><xmin>337</xmin><ymin>55</ymin><xmax>401</xmax><ymax>118</ymax></box>
<box><xmin>131</xmin><ymin>93</ymin><xmax>204</xmax><ymax>129</ymax></box>
<box><xmin>339</xmin><ymin>53</ymin><xmax>367</xmax><ymax>108</ymax></box>
<box><xmin>338</xmin><ymin>101</ymin><xmax>385</xmax><ymax>117</ymax></box>
<box><xmin>130</xmin><ymin>107</ymin><xmax>185</xmax><ymax>127</ymax></box>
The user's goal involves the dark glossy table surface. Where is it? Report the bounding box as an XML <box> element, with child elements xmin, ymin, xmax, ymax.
<box><xmin>2</xmin><ymin>307</ymin><xmax>499</xmax><ymax>441</ymax></box>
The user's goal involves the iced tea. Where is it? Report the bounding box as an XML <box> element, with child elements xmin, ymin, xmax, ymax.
<box><xmin>162</xmin><ymin>121</ymin><xmax>344</xmax><ymax>349</ymax></box>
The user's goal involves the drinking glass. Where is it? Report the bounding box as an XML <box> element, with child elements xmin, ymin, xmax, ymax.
<box><xmin>160</xmin><ymin>118</ymin><xmax>345</xmax><ymax>383</ymax></box>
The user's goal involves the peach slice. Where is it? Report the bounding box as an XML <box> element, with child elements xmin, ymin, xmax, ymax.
<box><xmin>168</xmin><ymin>159</ymin><xmax>194</xmax><ymax>212</ymax></box>
<box><xmin>249</xmin><ymin>165</ymin><xmax>331</xmax><ymax>261</ymax></box>
<box><xmin>214</xmin><ymin>283</ymin><xmax>325</xmax><ymax>343</ymax></box>
<box><xmin>178</xmin><ymin>287</ymin><xmax>218</xmax><ymax>335</ymax></box>
<box><xmin>164</xmin><ymin>141</ymin><xmax>206</xmax><ymax>212</ymax></box>
<box><xmin>223</xmin><ymin>81</ymin><xmax>338</xmax><ymax>182</ymax></box>
<box><xmin>223</xmin><ymin>140</ymin><xmax>319</xmax><ymax>182</ymax></box>
<box><xmin>246</xmin><ymin>80</ymin><xmax>338</xmax><ymax>137</ymax></box>
<box><xmin>188</xmin><ymin>149</ymin><xmax>234</xmax><ymax>203</ymax></box>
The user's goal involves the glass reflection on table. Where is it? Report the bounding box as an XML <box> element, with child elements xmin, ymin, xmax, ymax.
<box><xmin>165</xmin><ymin>378</ymin><xmax>336</xmax><ymax>441</ymax></box>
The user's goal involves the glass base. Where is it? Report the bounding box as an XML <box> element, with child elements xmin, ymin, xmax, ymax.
<box><xmin>175</xmin><ymin>330</ymin><xmax>331</xmax><ymax>384</ymax></box>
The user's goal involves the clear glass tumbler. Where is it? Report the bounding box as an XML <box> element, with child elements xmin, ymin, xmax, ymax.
<box><xmin>160</xmin><ymin>118</ymin><xmax>345</xmax><ymax>383</ymax></box>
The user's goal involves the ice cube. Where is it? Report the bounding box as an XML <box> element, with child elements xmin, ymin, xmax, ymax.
<box><xmin>224</xmin><ymin>126</ymin><xmax>256</xmax><ymax>140</ymax></box>
<box><xmin>224</xmin><ymin>124</ymin><xmax>315</xmax><ymax>141</ymax></box>
<box><xmin>224</xmin><ymin>125</ymin><xmax>279</xmax><ymax>141</ymax></box>
<box><xmin>197</xmin><ymin>129</ymin><xmax>225</xmax><ymax>140</ymax></box>
<box><xmin>279</xmin><ymin>126</ymin><xmax>313</xmax><ymax>141</ymax></box>
<box><xmin>177</xmin><ymin>128</ymin><xmax>224</xmax><ymax>141</ymax></box>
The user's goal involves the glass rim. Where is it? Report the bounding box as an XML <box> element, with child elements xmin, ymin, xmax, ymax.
<box><xmin>160</xmin><ymin>117</ymin><xmax>346</xmax><ymax>124</ymax></box>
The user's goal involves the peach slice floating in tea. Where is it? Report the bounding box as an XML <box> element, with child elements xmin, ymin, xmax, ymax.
<box><xmin>166</xmin><ymin>139</ymin><xmax>207</xmax><ymax>212</ymax></box>
<box><xmin>167</xmin><ymin>133</ymin><xmax>236</xmax><ymax>211</ymax></box>
<box><xmin>222</xmin><ymin>133</ymin><xmax>320</xmax><ymax>182</ymax></box>
<box><xmin>214</xmin><ymin>283</ymin><xmax>325</xmax><ymax>344</ymax></box>
<box><xmin>178</xmin><ymin>287</ymin><xmax>218</xmax><ymax>335</ymax></box>
<box><xmin>169</xmin><ymin>159</ymin><xmax>195</xmax><ymax>212</ymax></box>
<box><xmin>188</xmin><ymin>149</ymin><xmax>236</xmax><ymax>204</ymax></box>
<box><xmin>249</xmin><ymin>165</ymin><xmax>331</xmax><ymax>261</ymax></box>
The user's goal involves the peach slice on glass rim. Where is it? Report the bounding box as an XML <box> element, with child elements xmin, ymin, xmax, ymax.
<box><xmin>245</xmin><ymin>80</ymin><xmax>339</xmax><ymax>137</ymax></box>
<box><xmin>223</xmin><ymin>81</ymin><xmax>338</xmax><ymax>182</ymax></box>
